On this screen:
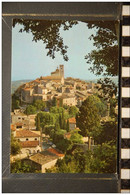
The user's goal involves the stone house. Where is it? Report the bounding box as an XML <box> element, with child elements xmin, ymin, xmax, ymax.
<box><xmin>68</xmin><ymin>117</ymin><xmax>77</xmax><ymax>130</ymax></box>
<box><xmin>62</xmin><ymin>95</ymin><xmax>76</xmax><ymax>106</ymax></box>
<box><xmin>29</xmin><ymin>148</ymin><xmax>64</xmax><ymax>173</ymax></box>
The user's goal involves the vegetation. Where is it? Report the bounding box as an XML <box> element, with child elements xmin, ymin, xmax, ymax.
<box><xmin>68</xmin><ymin>106</ymin><xmax>78</xmax><ymax>117</ymax></box>
<box><xmin>95</xmin><ymin>119</ymin><xmax>117</xmax><ymax>145</ymax></box>
<box><xmin>87</xmin><ymin>141</ymin><xmax>117</xmax><ymax>173</ymax></box>
<box><xmin>66</xmin><ymin>119</ymin><xmax>69</xmax><ymax>132</ymax></box>
<box><xmin>110</xmin><ymin>98</ymin><xmax>118</xmax><ymax>118</ymax></box>
<box><xmin>35</xmin><ymin>114</ymin><xmax>41</xmax><ymax>131</ymax></box>
<box><xmin>11</xmin><ymin>160</ymin><xmax>41</xmax><ymax>173</ymax></box>
<box><xmin>11</xmin><ymin>134</ymin><xmax>21</xmax><ymax>155</ymax></box>
<box><xmin>46</xmin><ymin>122</ymin><xmax>117</xmax><ymax>173</ymax></box>
<box><xmin>50</xmin><ymin>106</ymin><xmax>64</xmax><ymax>114</ymax></box>
<box><xmin>25</xmin><ymin>105</ymin><xmax>37</xmax><ymax>115</ymax></box>
<box><xmin>76</xmin><ymin>96</ymin><xmax>101</xmax><ymax>139</ymax></box>
<box><xmin>11</xmin><ymin>94</ymin><xmax>20</xmax><ymax>111</ymax></box>
<box><xmin>35</xmin><ymin>112</ymin><xmax>55</xmax><ymax>131</ymax></box>
<box><xmin>52</xmin><ymin>97</ymin><xmax>57</xmax><ymax>107</ymax></box>
<box><xmin>70</xmin><ymin>130</ymin><xmax>83</xmax><ymax>144</ymax></box>
<box><xmin>33</xmin><ymin>100</ymin><xmax>46</xmax><ymax>111</ymax></box>
<box><xmin>13</xmin><ymin>19</ymin><xmax>78</xmax><ymax>61</ymax></box>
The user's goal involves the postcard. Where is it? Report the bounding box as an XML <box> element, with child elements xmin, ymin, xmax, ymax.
<box><xmin>10</xmin><ymin>19</ymin><xmax>119</xmax><ymax>174</ymax></box>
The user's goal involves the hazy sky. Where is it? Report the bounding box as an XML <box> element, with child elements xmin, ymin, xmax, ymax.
<box><xmin>12</xmin><ymin>21</ymin><xmax>103</xmax><ymax>81</ymax></box>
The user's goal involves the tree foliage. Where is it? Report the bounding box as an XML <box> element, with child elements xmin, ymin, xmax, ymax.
<box><xmin>13</xmin><ymin>19</ymin><xmax>78</xmax><ymax>61</ymax></box>
<box><xmin>35</xmin><ymin>114</ymin><xmax>41</xmax><ymax>131</ymax></box>
<box><xmin>66</xmin><ymin>119</ymin><xmax>70</xmax><ymax>132</ymax></box>
<box><xmin>33</xmin><ymin>100</ymin><xmax>46</xmax><ymax>111</ymax></box>
<box><xmin>68</xmin><ymin>106</ymin><xmax>78</xmax><ymax>117</ymax></box>
<box><xmin>50</xmin><ymin>106</ymin><xmax>64</xmax><ymax>114</ymax></box>
<box><xmin>11</xmin><ymin>160</ymin><xmax>41</xmax><ymax>173</ymax></box>
<box><xmin>110</xmin><ymin>98</ymin><xmax>118</xmax><ymax>118</ymax></box>
<box><xmin>12</xmin><ymin>94</ymin><xmax>20</xmax><ymax>111</ymax></box>
<box><xmin>87</xmin><ymin>141</ymin><xmax>117</xmax><ymax>173</ymax></box>
<box><xmin>46</xmin><ymin>141</ymin><xmax>116</xmax><ymax>173</ymax></box>
<box><xmin>85</xmin><ymin>21</ymin><xmax>118</xmax><ymax>77</ymax></box>
<box><xmin>52</xmin><ymin>97</ymin><xmax>57</xmax><ymax>107</ymax></box>
<box><xmin>11</xmin><ymin>134</ymin><xmax>21</xmax><ymax>155</ymax></box>
<box><xmin>70</xmin><ymin>130</ymin><xmax>83</xmax><ymax>144</ymax></box>
<box><xmin>25</xmin><ymin>105</ymin><xmax>37</xmax><ymax>115</ymax></box>
<box><xmin>76</xmin><ymin>95</ymin><xmax>101</xmax><ymax>137</ymax></box>
<box><xmin>35</xmin><ymin>112</ymin><xmax>55</xmax><ymax>130</ymax></box>
<box><xmin>95</xmin><ymin>119</ymin><xmax>117</xmax><ymax>144</ymax></box>
<box><xmin>96</xmin><ymin>78</ymin><xmax>118</xmax><ymax>101</ymax></box>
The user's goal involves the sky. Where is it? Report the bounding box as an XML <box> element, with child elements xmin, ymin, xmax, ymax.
<box><xmin>12</xmin><ymin>21</ymin><xmax>103</xmax><ymax>81</ymax></box>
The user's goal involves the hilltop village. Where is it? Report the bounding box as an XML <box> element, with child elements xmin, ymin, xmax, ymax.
<box><xmin>16</xmin><ymin>65</ymin><xmax>100</xmax><ymax>107</ymax></box>
<box><xmin>11</xmin><ymin>65</ymin><xmax>117</xmax><ymax>173</ymax></box>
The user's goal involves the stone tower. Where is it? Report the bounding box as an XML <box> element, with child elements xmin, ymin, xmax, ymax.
<box><xmin>59</xmin><ymin>65</ymin><xmax>64</xmax><ymax>78</ymax></box>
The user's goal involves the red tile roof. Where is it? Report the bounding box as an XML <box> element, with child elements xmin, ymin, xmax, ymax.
<box><xmin>69</xmin><ymin>117</ymin><xmax>76</xmax><ymax>124</ymax></box>
<box><xmin>47</xmin><ymin>148</ymin><xmax>64</xmax><ymax>157</ymax></box>
<box><xmin>16</xmin><ymin>122</ymin><xmax>23</xmax><ymax>126</ymax></box>
<box><xmin>20</xmin><ymin>141</ymin><xmax>39</xmax><ymax>148</ymax></box>
<box><xmin>11</xmin><ymin>124</ymin><xmax>16</xmax><ymax>131</ymax></box>
<box><xmin>34</xmin><ymin>80</ymin><xmax>41</xmax><ymax>83</ymax></box>
<box><xmin>15</xmin><ymin>130</ymin><xmax>40</xmax><ymax>138</ymax></box>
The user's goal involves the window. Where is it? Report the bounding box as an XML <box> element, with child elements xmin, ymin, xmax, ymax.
<box><xmin>16</xmin><ymin>125</ymin><xmax>22</xmax><ymax>128</ymax></box>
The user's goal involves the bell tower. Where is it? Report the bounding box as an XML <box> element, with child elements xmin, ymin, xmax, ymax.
<box><xmin>59</xmin><ymin>65</ymin><xmax>64</xmax><ymax>78</ymax></box>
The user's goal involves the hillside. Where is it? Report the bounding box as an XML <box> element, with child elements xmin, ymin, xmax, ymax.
<box><xmin>11</xmin><ymin>80</ymin><xmax>32</xmax><ymax>94</ymax></box>
<box><xmin>11</xmin><ymin>77</ymin><xmax>118</xmax><ymax>95</ymax></box>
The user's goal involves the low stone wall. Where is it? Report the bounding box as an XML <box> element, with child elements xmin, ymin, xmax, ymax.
<box><xmin>42</xmin><ymin>158</ymin><xmax>58</xmax><ymax>173</ymax></box>
<box><xmin>10</xmin><ymin>153</ymin><xmax>28</xmax><ymax>162</ymax></box>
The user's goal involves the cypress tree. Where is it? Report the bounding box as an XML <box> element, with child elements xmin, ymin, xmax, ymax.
<box><xmin>67</xmin><ymin>119</ymin><xmax>70</xmax><ymax>132</ymax></box>
<box><xmin>55</xmin><ymin>120</ymin><xmax>60</xmax><ymax>131</ymax></box>
<box><xmin>59</xmin><ymin>114</ymin><xmax>62</xmax><ymax>129</ymax></box>
<box><xmin>52</xmin><ymin>97</ymin><xmax>57</xmax><ymax>106</ymax></box>
<box><xmin>63</xmin><ymin>119</ymin><xmax>67</xmax><ymax>130</ymax></box>
<box><xmin>36</xmin><ymin>115</ymin><xmax>41</xmax><ymax>131</ymax></box>
<box><xmin>59</xmin><ymin>99</ymin><xmax>63</xmax><ymax>107</ymax></box>
<box><xmin>61</xmin><ymin>110</ymin><xmax>65</xmax><ymax>129</ymax></box>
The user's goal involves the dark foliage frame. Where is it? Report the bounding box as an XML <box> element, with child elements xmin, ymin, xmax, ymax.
<box><xmin>2</xmin><ymin>2</ymin><xmax>122</xmax><ymax>193</ymax></box>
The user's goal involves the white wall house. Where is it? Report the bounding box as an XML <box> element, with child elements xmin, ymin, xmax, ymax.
<box><xmin>14</xmin><ymin>130</ymin><xmax>41</xmax><ymax>155</ymax></box>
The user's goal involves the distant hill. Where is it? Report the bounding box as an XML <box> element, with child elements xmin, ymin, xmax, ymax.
<box><xmin>11</xmin><ymin>80</ymin><xmax>32</xmax><ymax>94</ymax></box>
<box><xmin>85</xmin><ymin>77</ymin><xmax>118</xmax><ymax>85</ymax></box>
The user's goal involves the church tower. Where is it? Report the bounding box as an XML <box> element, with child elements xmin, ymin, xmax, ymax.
<box><xmin>59</xmin><ymin>65</ymin><xmax>64</xmax><ymax>78</ymax></box>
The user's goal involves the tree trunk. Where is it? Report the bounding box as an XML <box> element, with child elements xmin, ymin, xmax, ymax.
<box><xmin>88</xmin><ymin>137</ymin><xmax>91</xmax><ymax>150</ymax></box>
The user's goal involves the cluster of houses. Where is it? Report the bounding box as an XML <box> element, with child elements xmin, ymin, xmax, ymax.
<box><xmin>16</xmin><ymin>65</ymin><xmax>100</xmax><ymax>107</ymax></box>
<box><xmin>11</xmin><ymin>108</ymin><xmax>79</xmax><ymax>172</ymax></box>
